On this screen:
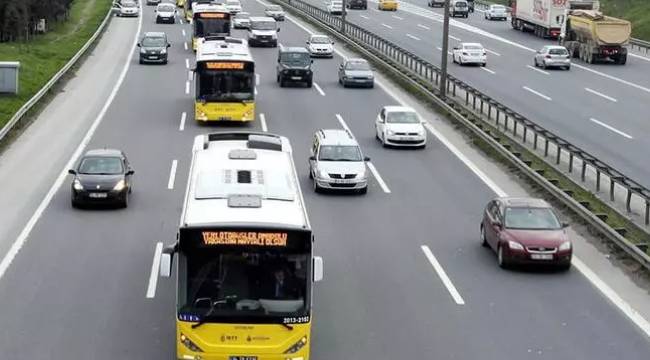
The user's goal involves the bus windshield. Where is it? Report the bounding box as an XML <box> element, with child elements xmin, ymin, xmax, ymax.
<box><xmin>194</xmin><ymin>17</ymin><xmax>231</xmax><ymax>37</ymax></box>
<box><xmin>197</xmin><ymin>68</ymin><xmax>254</xmax><ymax>102</ymax></box>
<box><xmin>179</xmin><ymin>249</ymin><xmax>310</xmax><ymax>323</ymax></box>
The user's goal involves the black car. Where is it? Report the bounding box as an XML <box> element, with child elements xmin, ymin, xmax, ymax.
<box><xmin>346</xmin><ymin>0</ymin><xmax>367</xmax><ymax>9</ymax></box>
<box><xmin>277</xmin><ymin>47</ymin><xmax>313</xmax><ymax>88</ymax></box>
<box><xmin>138</xmin><ymin>31</ymin><xmax>170</xmax><ymax>64</ymax></box>
<box><xmin>69</xmin><ymin>149</ymin><xmax>134</xmax><ymax>208</ymax></box>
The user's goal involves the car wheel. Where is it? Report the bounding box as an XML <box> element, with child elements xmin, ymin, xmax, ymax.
<box><xmin>71</xmin><ymin>197</ymin><xmax>79</xmax><ymax>209</ymax></box>
<box><xmin>307</xmin><ymin>78</ymin><xmax>313</xmax><ymax>88</ymax></box>
<box><xmin>558</xmin><ymin>261</ymin><xmax>571</xmax><ymax>271</ymax></box>
<box><xmin>308</xmin><ymin>167</ymin><xmax>313</xmax><ymax>179</ymax></box>
<box><xmin>279</xmin><ymin>77</ymin><xmax>285</xmax><ymax>87</ymax></box>
<box><xmin>534</xmin><ymin>58</ymin><xmax>538</xmax><ymax>67</ymax></box>
<box><xmin>480</xmin><ymin>225</ymin><xmax>488</xmax><ymax>247</ymax></box>
<box><xmin>358</xmin><ymin>186</ymin><xmax>368</xmax><ymax>195</ymax></box>
<box><xmin>368</xmin><ymin>82</ymin><xmax>374</xmax><ymax>89</ymax></box>
<box><xmin>381</xmin><ymin>133</ymin><xmax>388</xmax><ymax>148</ymax></box>
<box><xmin>313</xmin><ymin>177</ymin><xmax>321</xmax><ymax>193</ymax></box>
<box><xmin>565</xmin><ymin>65</ymin><xmax>571</xmax><ymax>70</ymax></box>
<box><xmin>542</xmin><ymin>61</ymin><xmax>547</xmax><ymax>70</ymax></box>
<box><xmin>482</xmin><ymin>62</ymin><xmax>486</xmax><ymax>67</ymax></box>
<box><xmin>497</xmin><ymin>245</ymin><xmax>509</xmax><ymax>269</ymax></box>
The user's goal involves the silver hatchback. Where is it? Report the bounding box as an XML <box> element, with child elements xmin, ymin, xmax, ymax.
<box><xmin>534</xmin><ymin>45</ymin><xmax>571</xmax><ymax>70</ymax></box>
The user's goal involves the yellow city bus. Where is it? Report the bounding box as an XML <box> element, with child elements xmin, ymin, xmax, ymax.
<box><xmin>192</xmin><ymin>4</ymin><xmax>231</xmax><ymax>51</ymax></box>
<box><xmin>159</xmin><ymin>132</ymin><xmax>324</xmax><ymax>360</ymax></box>
<box><xmin>194</xmin><ymin>37</ymin><xmax>255</xmax><ymax>122</ymax></box>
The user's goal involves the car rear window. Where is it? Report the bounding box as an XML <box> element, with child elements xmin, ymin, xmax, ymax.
<box><xmin>549</xmin><ymin>48</ymin><xmax>568</xmax><ymax>55</ymax></box>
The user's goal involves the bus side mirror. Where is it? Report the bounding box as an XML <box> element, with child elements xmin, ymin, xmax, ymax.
<box><xmin>313</xmin><ymin>256</ymin><xmax>323</xmax><ymax>282</ymax></box>
<box><xmin>160</xmin><ymin>247</ymin><xmax>175</xmax><ymax>278</ymax></box>
<box><xmin>277</xmin><ymin>27</ymin><xmax>280</xmax><ymax>32</ymax></box>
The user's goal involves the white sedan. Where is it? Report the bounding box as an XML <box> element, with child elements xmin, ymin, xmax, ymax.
<box><xmin>306</xmin><ymin>34</ymin><xmax>334</xmax><ymax>58</ymax></box>
<box><xmin>485</xmin><ymin>4</ymin><xmax>507</xmax><ymax>21</ymax></box>
<box><xmin>452</xmin><ymin>42</ymin><xmax>487</xmax><ymax>66</ymax></box>
<box><xmin>375</xmin><ymin>106</ymin><xmax>427</xmax><ymax>148</ymax></box>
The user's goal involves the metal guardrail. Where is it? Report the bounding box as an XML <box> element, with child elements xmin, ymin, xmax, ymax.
<box><xmin>272</xmin><ymin>0</ymin><xmax>650</xmax><ymax>269</ymax></box>
<box><xmin>474</xmin><ymin>0</ymin><xmax>650</xmax><ymax>54</ymax></box>
<box><xmin>0</xmin><ymin>4</ymin><xmax>115</xmax><ymax>142</ymax></box>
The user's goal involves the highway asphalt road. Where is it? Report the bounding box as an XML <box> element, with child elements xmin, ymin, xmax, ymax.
<box><xmin>299</xmin><ymin>0</ymin><xmax>650</xmax><ymax>189</ymax></box>
<box><xmin>0</xmin><ymin>0</ymin><xmax>649</xmax><ymax>359</ymax></box>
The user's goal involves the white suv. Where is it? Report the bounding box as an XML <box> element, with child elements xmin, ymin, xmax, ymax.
<box><xmin>309</xmin><ymin>129</ymin><xmax>369</xmax><ymax>194</ymax></box>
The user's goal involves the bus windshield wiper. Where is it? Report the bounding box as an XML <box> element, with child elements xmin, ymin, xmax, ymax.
<box><xmin>281</xmin><ymin>323</ymin><xmax>294</xmax><ymax>331</ymax></box>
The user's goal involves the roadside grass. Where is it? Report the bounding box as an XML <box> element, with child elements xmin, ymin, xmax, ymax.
<box><xmin>0</xmin><ymin>0</ymin><xmax>112</xmax><ymax>130</ymax></box>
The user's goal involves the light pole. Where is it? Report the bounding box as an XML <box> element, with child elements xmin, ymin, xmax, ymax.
<box><xmin>341</xmin><ymin>0</ymin><xmax>347</xmax><ymax>35</ymax></box>
<box><xmin>440</xmin><ymin>0</ymin><xmax>451</xmax><ymax>98</ymax></box>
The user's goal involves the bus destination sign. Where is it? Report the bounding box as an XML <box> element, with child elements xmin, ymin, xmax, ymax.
<box><xmin>199</xmin><ymin>12</ymin><xmax>227</xmax><ymax>19</ymax></box>
<box><xmin>205</xmin><ymin>62</ymin><xmax>245</xmax><ymax>70</ymax></box>
<box><xmin>202</xmin><ymin>231</ymin><xmax>288</xmax><ymax>247</ymax></box>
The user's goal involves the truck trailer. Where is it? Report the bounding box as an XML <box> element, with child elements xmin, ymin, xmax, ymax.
<box><xmin>560</xmin><ymin>10</ymin><xmax>631</xmax><ymax>64</ymax></box>
<box><xmin>509</xmin><ymin>0</ymin><xmax>599</xmax><ymax>38</ymax></box>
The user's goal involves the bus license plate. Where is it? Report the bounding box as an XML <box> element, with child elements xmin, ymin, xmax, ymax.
<box><xmin>89</xmin><ymin>193</ymin><xmax>107</xmax><ymax>198</ymax></box>
<box><xmin>229</xmin><ymin>357</ymin><xmax>257</xmax><ymax>360</ymax></box>
<box><xmin>530</xmin><ymin>254</ymin><xmax>553</xmax><ymax>260</ymax></box>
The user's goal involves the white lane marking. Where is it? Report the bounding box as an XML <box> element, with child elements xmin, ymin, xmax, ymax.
<box><xmin>179</xmin><ymin>112</ymin><xmax>186</xmax><ymax>131</ymax></box>
<box><xmin>254</xmin><ymin>87</ymin><xmax>258</xmax><ymax>95</ymax></box>
<box><xmin>417</xmin><ymin>24</ymin><xmax>430</xmax><ymax>30</ymax></box>
<box><xmin>188</xmin><ymin>70</ymin><xmax>193</xmax><ymax>81</ymax></box>
<box><xmin>146</xmin><ymin>242</ymin><xmax>164</xmax><ymax>299</ymax></box>
<box><xmin>526</xmin><ymin>64</ymin><xmax>549</xmax><ymax>75</ymax></box>
<box><xmin>335</xmin><ymin>113</ymin><xmax>351</xmax><ymax>132</ymax></box>
<box><xmin>260</xmin><ymin>113</ymin><xmax>268</xmax><ymax>132</ymax></box>
<box><xmin>179</xmin><ymin>18</ymin><xmax>183</xmax><ymax>25</ymax></box>
<box><xmin>523</xmin><ymin>86</ymin><xmax>552</xmax><ymax>101</ymax></box>
<box><xmin>392</xmin><ymin>15</ymin><xmax>403</xmax><ymax>20</ymax></box>
<box><xmin>449</xmin><ymin>35</ymin><xmax>461</xmax><ymax>41</ymax></box>
<box><xmin>185</xmin><ymin>58</ymin><xmax>190</xmax><ymax>69</ymax></box>
<box><xmin>167</xmin><ymin>160</ymin><xmax>178</xmax><ymax>190</ymax></box>
<box><xmin>585</xmin><ymin>88</ymin><xmax>618</xmax><ymax>103</ymax></box>
<box><xmin>576</xmin><ymin>63</ymin><xmax>650</xmax><ymax>94</ymax></box>
<box><xmin>367</xmin><ymin>162</ymin><xmax>391</xmax><ymax>193</ymax></box>
<box><xmin>572</xmin><ymin>258</ymin><xmax>650</xmax><ymax>338</ymax></box>
<box><xmin>629</xmin><ymin>53</ymin><xmax>650</xmax><ymax>62</ymax></box>
<box><xmin>435</xmin><ymin>46</ymin><xmax>452</xmax><ymax>55</ymax></box>
<box><xmin>589</xmin><ymin>118</ymin><xmax>633</xmax><ymax>139</ymax></box>
<box><xmin>406</xmin><ymin>33</ymin><xmax>421</xmax><ymax>41</ymax></box>
<box><xmin>381</xmin><ymin>23</ymin><xmax>393</xmax><ymax>29</ymax></box>
<box><xmin>481</xmin><ymin>67</ymin><xmax>495</xmax><ymax>74</ymax></box>
<box><xmin>421</xmin><ymin>245</ymin><xmax>465</xmax><ymax>305</ymax></box>
<box><xmin>0</xmin><ymin>0</ymin><xmax>144</xmax><ymax>281</ymax></box>
<box><xmin>360</xmin><ymin>15</ymin><xmax>370</xmax><ymax>19</ymax></box>
<box><xmin>185</xmin><ymin>81</ymin><xmax>190</xmax><ymax>94</ymax></box>
<box><xmin>313</xmin><ymin>82</ymin><xmax>326</xmax><ymax>96</ymax></box>
<box><xmin>485</xmin><ymin>48</ymin><xmax>501</xmax><ymax>56</ymax></box>
<box><xmin>182</xmin><ymin>29</ymin><xmax>186</xmax><ymax>37</ymax></box>
<box><xmin>255</xmin><ymin>73</ymin><xmax>260</xmax><ymax>86</ymax></box>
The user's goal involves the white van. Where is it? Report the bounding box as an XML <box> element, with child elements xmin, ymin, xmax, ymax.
<box><xmin>326</xmin><ymin>0</ymin><xmax>343</xmax><ymax>15</ymax></box>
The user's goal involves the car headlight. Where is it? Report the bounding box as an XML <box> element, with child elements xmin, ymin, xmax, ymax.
<box><xmin>180</xmin><ymin>333</ymin><xmax>203</xmax><ymax>353</ymax></box>
<box><xmin>559</xmin><ymin>241</ymin><xmax>572</xmax><ymax>251</ymax></box>
<box><xmin>113</xmin><ymin>179</ymin><xmax>126</xmax><ymax>191</ymax></box>
<box><xmin>160</xmin><ymin>48</ymin><xmax>167</xmax><ymax>54</ymax></box>
<box><xmin>317</xmin><ymin>169</ymin><xmax>328</xmax><ymax>179</ymax></box>
<box><xmin>140</xmin><ymin>48</ymin><xmax>146</xmax><ymax>54</ymax></box>
<box><xmin>284</xmin><ymin>336</ymin><xmax>308</xmax><ymax>354</ymax></box>
<box><xmin>387</xmin><ymin>130</ymin><xmax>395</xmax><ymax>136</ymax></box>
<box><xmin>508</xmin><ymin>241</ymin><xmax>524</xmax><ymax>250</ymax></box>
<box><xmin>73</xmin><ymin>179</ymin><xmax>83</xmax><ymax>191</ymax></box>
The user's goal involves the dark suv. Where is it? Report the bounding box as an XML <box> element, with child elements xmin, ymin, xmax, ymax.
<box><xmin>276</xmin><ymin>47</ymin><xmax>313</xmax><ymax>88</ymax></box>
<box><xmin>347</xmin><ymin>0</ymin><xmax>367</xmax><ymax>9</ymax></box>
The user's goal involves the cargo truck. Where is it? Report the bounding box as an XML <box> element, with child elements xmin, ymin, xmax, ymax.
<box><xmin>560</xmin><ymin>10</ymin><xmax>631</xmax><ymax>64</ymax></box>
<box><xmin>509</xmin><ymin>0</ymin><xmax>599</xmax><ymax>38</ymax></box>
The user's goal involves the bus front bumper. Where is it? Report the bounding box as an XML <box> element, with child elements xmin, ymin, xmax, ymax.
<box><xmin>178</xmin><ymin>355</ymin><xmax>307</xmax><ymax>360</ymax></box>
<box><xmin>195</xmin><ymin>102</ymin><xmax>255</xmax><ymax>122</ymax></box>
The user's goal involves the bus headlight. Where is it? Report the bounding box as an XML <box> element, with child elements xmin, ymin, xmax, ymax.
<box><xmin>180</xmin><ymin>333</ymin><xmax>204</xmax><ymax>353</ymax></box>
<box><xmin>283</xmin><ymin>336</ymin><xmax>307</xmax><ymax>354</ymax></box>
<box><xmin>243</xmin><ymin>108</ymin><xmax>254</xmax><ymax>120</ymax></box>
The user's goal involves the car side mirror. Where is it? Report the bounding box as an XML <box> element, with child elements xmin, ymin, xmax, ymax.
<box><xmin>126</xmin><ymin>170</ymin><xmax>135</xmax><ymax>175</ymax></box>
<box><xmin>494</xmin><ymin>220</ymin><xmax>503</xmax><ymax>229</ymax></box>
<box><xmin>137</xmin><ymin>43</ymin><xmax>141</xmax><ymax>47</ymax></box>
<box><xmin>364</xmin><ymin>156</ymin><xmax>371</xmax><ymax>162</ymax></box>
<box><xmin>167</xmin><ymin>43</ymin><xmax>171</xmax><ymax>48</ymax></box>
<box><xmin>277</xmin><ymin>27</ymin><xmax>280</xmax><ymax>32</ymax></box>
<box><xmin>339</xmin><ymin>63</ymin><xmax>344</xmax><ymax>69</ymax></box>
<box><xmin>562</xmin><ymin>222</ymin><xmax>570</xmax><ymax>228</ymax></box>
<box><xmin>311</xmin><ymin>59</ymin><xmax>314</xmax><ymax>64</ymax></box>
<box><xmin>313</xmin><ymin>256</ymin><xmax>323</xmax><ymax>282</ymax></box>
<box><xmin>68</xmin><ymin>169</ymin><xmax>77</xmax><ymax>175</ymax></box>
<box><xmin>331</xmin><ymin>41</ymin><xmax>335</xmax><ymax>45</ymax></box>
<box><xmin>309</xmin><ymin>155</ymin><xmax>316</xmax><ymax>161</ymax></box>
<box><xmin>159</xmin><ymin>246</ymin><xmax>175</xmax><ymax>278</ymax></box>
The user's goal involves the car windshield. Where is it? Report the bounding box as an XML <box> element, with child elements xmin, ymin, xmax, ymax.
<box><xmin>281</xmin><ymin>52</ymin><xmax>311</xmax><ymax>66</ymax></box>
<box><xmin>464</xmin><ymin>45</ymin><xmax>483</xmax><ymax>50</ymax></box>
<box><xmin>492</xmin><ymin>5</ymin><xmax>505</xmax><ymax>10</ymax></box>
<box><xmin>504</xmin><ymin>207</ymin><xmax>562</xmax><ymax>230</ymax></box>
<box><xmin>310</xmin><ymin>36</ymin><xmax>330</xmax><ymax>44</ymax></box>
<box><xmin>251</xmin><ymin>20</ymin><xmax>276</xmax><ymax>30</ymax></box>
<box><xmin>267</xmin><ymin>5</ymin><xmax>282</xmax><ymax>11</ymax></box>
<box><xmin>142</xmin><ymin>36</ymin><xmax>166</xmax><ymax>47</ymax></box>
<box><xmin>235</xmin><ymin>12</ymin><xmax>249</xmax><ymax>19</ymax></box>
<box><xmin>158</xmin><ymin>5</ymin><xmax>175</xmax><ymax>12</ymax></box>
<box><xmin>455</xmin><ymin>2</ymin><xmax>467</xmax><ymax>7</ymax></box>
<box><xmin>122</xmin><ymin>2</ymin><xmax>137</xmax><ymax>8</ymax></box>
<box><xmin>179</xmin><ymin>249</ymin><xmax>310</xmax><ymax>323</ymax></box>
<box><xmin>549</xmin><ymin>48</ymin><xmax>568</xmax><ymax>55</ymax></box>
<box><xmin>198</xmin><ymin>68</ymin><xmax>255</xmax><ymax>102</ymax></box>
<box><xmin>345</xmin><ymin>61</ymin><xmax>370</xmax><ymax>70</ymax></box>
<box><xmin>78</xmin><ymin>157</ymin><xmax>123</xmax><ymax>175</ymax></box>
<box><xmin>318</xmin><ymin>145</ymin><xmax>362</xmax><ymax>161</ymax></box>
<box><xmin>386</xmin><ymin>111</ymin><xmax>419</xmax><ymax>124</ymax></box>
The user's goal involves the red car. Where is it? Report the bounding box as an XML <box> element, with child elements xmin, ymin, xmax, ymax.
<box><xmin>480</xmin><ymin>197</ymin><xmax>572</xmax><ymax>270</ymax></box>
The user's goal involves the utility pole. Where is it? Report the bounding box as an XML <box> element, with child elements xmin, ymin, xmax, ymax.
<box><xmin>440</xmin><ymin>0</ymin><xmax>451</xmax><ymax>98</ymax></box>
<box><xmin>341</xmin><ymin>0</ymin><xmax>347</xmax><ymax>35</ymax></box>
